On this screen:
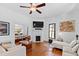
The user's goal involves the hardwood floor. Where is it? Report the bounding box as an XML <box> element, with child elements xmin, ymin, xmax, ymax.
<box><xmin>26</xmin><ymin>42</ymin><xmax>62</xmax><ymax>56</ymax></box>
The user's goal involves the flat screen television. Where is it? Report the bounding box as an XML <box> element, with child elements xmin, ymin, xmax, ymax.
<box><xmin>33</xmin><ymin>21</ymin><xmax>44</xmax><ymax>28</ymax></box>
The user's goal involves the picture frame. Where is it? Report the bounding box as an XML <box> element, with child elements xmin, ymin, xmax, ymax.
<box><xmin>0</xmin><ymin>21</ymin><xmax>10</xmax><ymax>36</ymax></box>
<box><xmin>60</xmin><ymin>20</ymin><xmax>75</xmax><ymax>32</ymax></box>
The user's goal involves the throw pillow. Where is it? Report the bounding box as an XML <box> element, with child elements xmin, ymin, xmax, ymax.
<box><xmin>1</xmin><ymin>45</ymin><xmax>8</xmax><ymax>51</ymax></box>
<box><xmin>1</xmin><ymin>42</ymin><xmax>12</xmax><ymax>51</ymax></box>
<box><xmin>1</xmin><ymin>42</ymin><xmax>12</xmax><ymax>49</ymax></box>
<box><xmin>0</xmin><ymin>46</ymin><xmax>6</xmax><ymax>54</ymax></box>
<box><xmin>70</xmin><ymin>40</ymin><xmax>77</xmax><ymax>48</ymax></box>
<box><xmin>72</xmin><ymin>44</ymin><xmax>79</xmax><ymax>53</ymax></box>
<box><xmin>56</xmin><ymin>37</ymin><xmax>63</xmax><ymax>42</ymax></box>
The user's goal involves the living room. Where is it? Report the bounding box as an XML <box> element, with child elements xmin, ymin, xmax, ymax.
<box><xmin>0</xmin><ymin>3</ymin><xmax>79</xmax><ymax>56</ymax></box>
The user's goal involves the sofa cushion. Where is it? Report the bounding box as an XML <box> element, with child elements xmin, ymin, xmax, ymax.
<box><xmin>56</xmin><ymin>37</ymin><xmax>63</xmax><ymax>42</ymax></box>
<box><xmin>7</xmin><ymin>45</ymin><xmax>20</xmax><ymax>51</ymax></box>
<box><xmin>63</xmin><ymin>52</ymin><xmax>77</xmax><ymax>56</ymax></box>
<box><xmin>1</xmin><ymin>45</ymin><xmax>26</xmax><ymax>56</ymax></box>
<box><xmin>52</xmin><ymin>40</ymin><xmax>64</xmax><ymax>49</ymax></box>
<box><xmin>70</xmin><ymin>40</ymin><xmax>77</xmax><ymax>48</ymax></box>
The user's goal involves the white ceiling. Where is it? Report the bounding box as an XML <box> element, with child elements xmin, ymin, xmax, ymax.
<box><xmin>0</xmin><ymin>3</ymin><xmax>77</xmax><ymax>19</ymax></box>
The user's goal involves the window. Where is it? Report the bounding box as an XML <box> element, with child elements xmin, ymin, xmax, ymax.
<box><xmin>49</xmin><ymin>23</ymin><xmax>56</xmax><ymax>39</ymax></box>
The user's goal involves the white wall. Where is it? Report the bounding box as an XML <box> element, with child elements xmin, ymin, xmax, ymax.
<box><xmin>0</xmin><ymin>6</ymin><xmax>32</xmax><ymax>45</ymax></box>
<box><xmin>59</xmin><ymin>4</ymin><xmax>79</xmax><ymax>43</ymax></box>
<box><xmin>0</xmin><ymin>17</ymin><xmax>14</xmax><ymax>45</ymax></box>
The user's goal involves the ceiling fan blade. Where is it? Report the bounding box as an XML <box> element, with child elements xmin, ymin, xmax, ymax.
<box><xmin>20</xmin><ymin>6</ymin><xmax>30</xmax><ymax>8</ymax></box>
<box><xmin>36</xmin><ymin>9</ymin><xmax>42</xmax><ymax>14</ymax></box>
<box><xmin>29</xmin><ymin>11</ymin><xmax>32</xmax><ymax>14</ymax></box>
<box><xmin>36</xmin><ymin>3</ymin><xmax>46</xmax><ymax>8</ymax></box>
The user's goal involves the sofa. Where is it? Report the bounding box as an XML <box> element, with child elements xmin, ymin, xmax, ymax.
<box><xmin>63</xmin><ymin>39</ymin><xmax>79</xmax><ymax>56</ymax></box>
<box><xmin>51</xmin><ymin>39</ymin><xmax>79</xmax><ymax>56</ymax></box>
<box><xmin>51</xmin><ymin>40</ymin><xmax>63</xmax><ymax>49</ymax></box>
<box><xmin>0</xmin><ymin>45</ymin><xmax>26</xmax><ymax>56</ymax></box>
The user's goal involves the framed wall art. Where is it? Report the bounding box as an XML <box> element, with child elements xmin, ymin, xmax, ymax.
<box><xmin>60</xmin><ymin>20</ymin><xmax>75</xmax><ymax>32</ymax></box>
<box><xmin>0</xmin><ymin>21</ymin><xmax>10</xmax><ymax>36</ymax></box>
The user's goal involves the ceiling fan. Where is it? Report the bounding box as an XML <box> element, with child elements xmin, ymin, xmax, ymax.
<box><xmin>20</xmin><ymin>3</ymin><xmax>46</xmax><ymax>14</ymax></box>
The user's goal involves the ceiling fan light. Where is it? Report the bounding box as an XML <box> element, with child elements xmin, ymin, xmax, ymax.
<box><xmin>30</xmin><ymin>7</ymin><xmax>36</xmax><ymax>11</ymax></box>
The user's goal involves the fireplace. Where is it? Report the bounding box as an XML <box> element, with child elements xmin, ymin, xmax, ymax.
<box><xmin>36</xmin><ymin>36</ymin><xmax>40</xmax><ymax>41</ymax></box>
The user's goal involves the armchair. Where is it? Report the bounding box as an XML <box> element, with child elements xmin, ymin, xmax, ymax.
<box><xmin>0</xmin><ymin>45</ymin><xmax>26</xmax><ymax>56</ymax></box>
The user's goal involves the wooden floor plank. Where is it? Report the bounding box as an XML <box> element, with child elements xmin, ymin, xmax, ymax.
<box><xmin>26</xmin><ymin>42</ymin><xmax>62</xmax><ymax>56</ymax></box>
